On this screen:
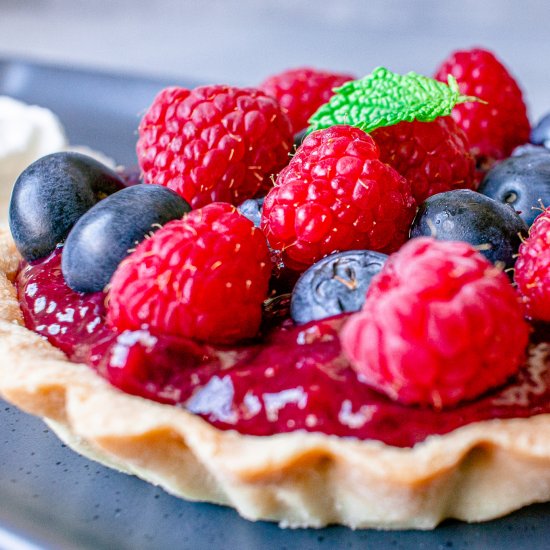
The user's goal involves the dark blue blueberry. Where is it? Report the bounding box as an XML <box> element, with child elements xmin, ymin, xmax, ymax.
<box><xmin>478</xmin><ymin>153</ymin><xmax>550</xmax><ymax>227</ymax></box>
<box><xmin>9</xmin><ymin>152</ymin><xmax>125</xmax><ymax>261</ymax></box>
<box><xmin>530</xmin><ymin>112</ymin><xmax>550</xmax><ymax>148</ymax></box>
<box><xmin>290</xmin><ymin>250</ymin><xmax>388</xmax><ymax>325</ymax></box>
<box><xmin>293</xmin><ymin>128</ymin><xmax>308</xmax><ymax>150</ymax></box>
<box><xmin>410</xmin><ymin>189</ymin><xmax>528</xmax><ymax>271</ymax></box>
<box><xmin>62</xmin><ymin>184</ymin><xmax>189</xmax><ymax>292</ymax></box>
<box><xmin>238</xmin><ymin>197</ymin><xmax>265</xmax><ymax>228</ymax></box>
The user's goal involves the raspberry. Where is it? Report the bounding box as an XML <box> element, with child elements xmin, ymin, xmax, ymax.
<box><xmin>515</xmin><ymin>207</ymin><xmax>550</xmax><ymax>321</ymax></box>
<box><xmin>260</xmin><ymin>125</ymin><xmax>416</xmax><ymax>272</ymax></box>
<box><xmin>259</xmin><ymin>67</ymin><xmax>354</xmax><ymax>134</ymax></box>
<box><xmin>371</xmin><ymin>117</ymin><xmax>476</xmax><ymax>203</ymax></box>
<box><xmin>434</xmin><ymin>48</ymin><xmax>530</xmax><ymax>170</ymax></box>
<box><xmin>341</xmin><ymin>237</ymin><xmax>530</xmax><ymax>408</ymax></box>
<box><xmin>107</xmin><ymin>203</ymin><xmax>272</xmax><ymax>344</ymax></box>
<box><xmin>137</xmin><ymin>85</ymin><xmax>293</xmax><ymax>209</ymax></box>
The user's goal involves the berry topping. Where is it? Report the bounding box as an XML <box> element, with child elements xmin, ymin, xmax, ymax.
<box><xmin>371</xmin><ymin>117</ymin><xmax>476</xmax><ymax>203</ymax></box>
<box><xmin>62</xmin><ymin>184</ymin><xmax>190</xmax><ymax>293</ymax></box>
<box><xmin>410</xmin><ymin>189</ymin><xmax>528</xmax><ymax>272</ymax></box>
<box><xmin>530</xmin><ymin>112</ymin><xmax>550</xmax><ymax>148</ymax></box>
<box><xmin>512</xmin><ymin>143</ymin><xmax>550</xmax><ymax>158</ymax></box>
<box><xmin>341</xmin><ymin>237</ymin><xmax>530</xmax><ymax>408</ymax></box>
<box><xmin>308</xmin><ymin>67</ymin><xmax>475</xmax><ymax>134</ymax></box>
<box><xmin>261</xmin><ymin>125</ymin><xmax>416</xmax><ymax>271</ymax></box>
<box><xmin>434</xmin><ymin>48</ymin><xmax>530</xmax><ymax>169</ymax></box>
<box><xmin>290</xmin><ymin>249</ymin><xmax>387</xmax><ymax>325</ymax></box>
<box><xmin>16</xmin><ymin>241</ymin><xmax>550</xmax><ymax>447</ymax></box>
<box><xmin>9</xmin><ymin>152</ymin><xmax>125</xmax><ymax>262</ymax></box>
<box><xmin>258</xmin><ymin>67</ymin><xmax>354</xmax><ymax>134</ymax></box>
<box><xmin>107</xmin><ymin>202</ymin><xmax>272</xmax><ymax>344</ymax></box>
<box><xmin>238</xmin><ymin>196</ymin><xmax>265</xmax><ymax>228</ymax></box>
<box><xmin>136</xmin><ymin>85</ymin><xmax>293</xmax><ymax>209</ymax></box>
<box><xmin>479</xmin><ymin>153</ymin><xmax>550</xmax><ymax>227</ymax></box>
<box><xmin>515</xmin><ymin>207</ymin><xmax>550</xmax><ymax>321</ymax></box>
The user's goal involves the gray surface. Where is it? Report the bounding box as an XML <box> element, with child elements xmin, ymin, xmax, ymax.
<box><xmin>1</xmin><ymin>58</ymin><xmax>550</xmax><ymax>550</ymax></box>
<box><xmin>2</xmin><ymin>401</ymin><xmax>550</xmax><ymax>550</ymax></box>
<box><xmin>0</xmin><ymin>0</ymin><xmax>549</xmax><ymax>120</ymax></box>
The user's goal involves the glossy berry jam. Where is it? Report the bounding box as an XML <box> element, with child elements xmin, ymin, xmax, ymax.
<box><xmin>17</xmin><ymin>248</ymin><xmax>550</xmax><ymax>448</ymax></box>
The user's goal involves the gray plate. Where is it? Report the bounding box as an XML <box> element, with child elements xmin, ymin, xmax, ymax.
<box><xmin>1</xmin><ymin>58</ymin><xmax>549</xmax><ymax>550</ymax></box>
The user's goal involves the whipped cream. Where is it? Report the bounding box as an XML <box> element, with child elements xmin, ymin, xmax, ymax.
<box><xmin>0</xmin><ymin>96</ymin><xmax>68</xmax><ymax>224</ymax></box>
<box><xmin>67</xmin><ymin>145</ymin><xmax>116</xmax><ymax>170</ymax></box>
<box><xmin>0</xmin><ymin>97</ymin><xmax>118</xmax><ymax>226</ymax></box>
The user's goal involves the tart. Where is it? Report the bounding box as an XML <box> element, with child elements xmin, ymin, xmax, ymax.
<box><xmin>1</xmin><ymin>229</ymin><xmax>550</xmax><ymax>529</ymax></box>
<box><xmin>2</xmin><ymin>53</ymin><xmax>550</xmax><ymax>531</ymax></box>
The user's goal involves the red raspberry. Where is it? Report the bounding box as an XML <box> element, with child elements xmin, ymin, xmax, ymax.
<box><xmin>434</xmin><ymin>48</ymin><xmax>530</xmax><ymax>170</ymax></box>
<box><xmin>137</xmin><ymin>85</ymin><xmax>293</xmax><ymax>209</ymax></box>
<box><xmin>260</xmin><ymin>125</ymin><xmax>416</xmax><ymax>272</ymax></box>
<box><xmin>515</xmin><ymin>207</ymin><xmax>550</xmax><ymax>321</ymax></box>
<box><xmin>341</xmin><ymin>237</ymin><xmax>530</xmax><ymax>408</ymax></box>
<box><xmin>107</xmin><ymin>203</ymin><xmax>272</xmax><ymax>344</ymax></box>
<box><xmin>371</xmin><ymin>117</ymin><xmax>476</xmax><ymax>204</ymax></box>
<box><xmin>258</xmin><ymin>67</ymin><xmax>354</xmax><ymax>134</ymax></box>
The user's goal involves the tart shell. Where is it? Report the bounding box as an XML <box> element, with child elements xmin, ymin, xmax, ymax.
<box><xmin>1</xmin><ymin>229</ymin><xmax>550</xmax><ymax>529</ymax></box>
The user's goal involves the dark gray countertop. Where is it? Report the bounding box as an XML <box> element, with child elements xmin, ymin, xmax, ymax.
<box><xmin>2</xmin><ymin>399</ymin><xmax>550</xmax><ymax>550</ymax></box>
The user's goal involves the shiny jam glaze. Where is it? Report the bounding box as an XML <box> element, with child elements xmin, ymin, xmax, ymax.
<box><xmin>17</xmin><ymin>248</ymin><xmax>550</xmax><ymax>448</ymax></box>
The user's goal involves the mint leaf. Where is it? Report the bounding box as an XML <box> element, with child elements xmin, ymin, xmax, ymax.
<box><xmin>307</xmin><ymin>67</ymin><xmax>477</xmax><ymax>134</ymax></box>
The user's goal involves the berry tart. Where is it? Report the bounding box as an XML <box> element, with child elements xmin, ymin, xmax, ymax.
<box><xmin>1</xmin><ymin>49</ymin><xmax>550</xmax><ymax>530</ymax></box>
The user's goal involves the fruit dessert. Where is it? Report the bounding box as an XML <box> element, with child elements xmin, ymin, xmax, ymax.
<box><xmin>1</xmin><ymin>47</ymin><xmax>550</xmax><ymax>530</ymax></box>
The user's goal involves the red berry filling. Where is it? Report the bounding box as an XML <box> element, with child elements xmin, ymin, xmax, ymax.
<box><xmin>16</xmin><ymin>248</ymin><xmax>550</xmax><ymax>448</ymax></box>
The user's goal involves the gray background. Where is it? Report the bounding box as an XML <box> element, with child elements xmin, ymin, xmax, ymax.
<box><xmin>0</xmin><ymin>0</ymin><xmax>549</xmax><ymax>119</ymax></box>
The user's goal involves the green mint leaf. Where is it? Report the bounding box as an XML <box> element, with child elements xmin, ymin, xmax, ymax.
<box><xmin>307</xmin><ymin>67</ymin><xmax>477</xmax><ymax>134</ymax></box>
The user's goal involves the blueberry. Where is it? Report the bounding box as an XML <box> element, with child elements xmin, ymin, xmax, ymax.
<box><xmin>238</xmin><ymin>197</ymin><xmax>264</xmax><ymax>228</ymax></box>
<box><xmin>290</xmin><ymin>250</ymin><xmax>387</xmax><ymax>324</ymax></box>
<box><xmin>9</xmin><ymin>152</ymin><xmax>125</xmax><ymax>261</ymax></box>
<box><xmin>478</xmin><ymin>153</ymin><xmax>550</xmax><ymax>227</ymax></box>
<box><xmin>530</xmin><ymin>112</ymin><xmax>550</xmax><ymax>148</ymax></box>
<box><xmin>293</xmin><ymin>128</ymin><xmax>308</xmax><ymax>150</ymax></box>
<box><xmin>410</xmin><ymin>189</ymin><xmax>528</xmax><ymax>271</ymax></box>
<box><xmin>511</xmin><ymin>143</ymin><xmax>550</xmax><ymax>157</ymax></box>
<box><xmin>62</xmin><ymin>184</ymin><xmax>190</xmax><ymax>292</ymax></box>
